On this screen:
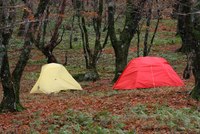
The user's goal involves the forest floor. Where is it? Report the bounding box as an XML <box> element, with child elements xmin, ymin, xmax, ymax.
<box><xmin>0</xmin><ymin>19</ymin><xmax>200</xmax><ymax>133</ymax></box>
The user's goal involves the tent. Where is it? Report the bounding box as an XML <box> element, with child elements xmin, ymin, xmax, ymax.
<box><xmin>30</xmin><ymin>63</ymin><xmax>82</xmax><ymax>94</ymax></box>
<box><xmin>113</xmin><ymin>56</ymin><xmax>184</xmax><ymax>90</ymax></box>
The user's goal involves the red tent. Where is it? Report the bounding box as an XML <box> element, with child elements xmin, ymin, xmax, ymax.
<box><xmin>113</xmin><ymin>56</ymin><xmax>184</xmax><ymax>90</ymax></box>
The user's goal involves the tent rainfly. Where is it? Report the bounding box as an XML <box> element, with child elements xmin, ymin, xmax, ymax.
<box><xmin>30</xmin><ymin>63</ymin><xmax>82</xmax><ymax>94</ymax></box>
<box><xmin>113</xmin><ymin>56</ymin><xmax>184</xmax><ymax>90</ymax></box>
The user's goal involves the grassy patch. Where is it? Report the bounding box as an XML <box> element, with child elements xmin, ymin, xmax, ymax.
<box><xmin>158</xmin><ymin>52</ymin><xmax>183</xmax><ymax>63</ymax></box>
<box><xmin>89</xmin><ymin>90</ymin><xmax>119</xmax><ymax>98</ymax></box>
<box><xmin>9</xmin><ymin>37</ymin><xmax>24</xmax><ymax>49</ymax></box>
<box><xmin>30</xmin><ymin>109</ymin><xmax>135</xmax><ymax>133</ymax></box>
<box><xmin>153</xmin><ymin>36</ymin><xmax>181</xmax><ymax>46</ymax></box>
<box><xmin>130</xmin><ymin>104</ymin><xmax>200</xmax><ymax>133</ymax></box>
<box><xmin>160</xmin><ymin>19</ymin><xmax>177</xmax><ymax>27</ymax></box>
<box><xmin>24</xmin><ymin>72</ymin><xmax>39</xmax><ymax>80</ymax></box>
<box><xmin>28</xmin><ymin>59</ymin><xmax>47</xmax><ymax>65</ymax></box>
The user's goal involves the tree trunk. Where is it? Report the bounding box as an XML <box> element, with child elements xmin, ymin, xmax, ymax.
<box><xmin>69</xmin><ymin>15</ymin><xmax>75</xmax><ymax>49</ymax></box>
<box><xmin>0</xmin><ymin>52</ymin><xmax>17</xmax><ymax>112</ymax></box>
<box><xmin>42</xmin><ymin>49</ymin><xmax>58</xmax><ymax>63</ymax></box>
<box><xmin>113</xmin><ymin>41</ymin><xmax>129</xmax><ymax>82</ymax></box>
<box><xmin>35</xmin><ymin>0</ymin><xmax>66</xmax><ymax>63</ymax></box>
<box><xmin>108</xmin><ymin>0</ymin><xmax>146</xmax><ymax>82</ymax></box>
<box><xmin>190</xmin><ymin>44</ymin><xmax>200</xmax><ymax>100</ymax></box>
<box><xmin>0</xmin><ymin>0</ymin><xmax>50</xmax><ymax>112</ymax></box>
<box><xmin>76</xmin><ymin>0</ymin><xmax>104</xmax><ymax>81</ymax></box>
<box><xmin>11</xmin><ymin>33</ymin><xmax>32</xmax><ymax>110</ymax></box>
<box><xmin>0</xmin><ymin>0</ymin><xmax>19</xmax><ymax>112</ymax></box>
<box><xmin>171</xmin><ymin>0</ymin><xmax>180</xmax><ymax>19</ymax></box>
<box><xmin>189</xmin><ymin>0</ymin><xmax>200</xmax><ymax>100</ymax></box>
<box><xmin>176</xmin><ymin>0</ymin><xmax>192</xmax><ymax>53</ymax></box>
<box><xmin>1</xmin><ymin>55</ymin><xmax>24</xmax><ymax>111</ymax></box>
<box><xmin>143</xmin><ymin>0</ymin><xmax>152</xmax><ymax>56</ymax></box>
<box><xmin>181</xmin><ymin>0</ymin><xmax>200</xmax><ymax>100</ymax></box>
<box><xmin>190</xmin><ymin>69</ymin><xmax>200</xmax><ymax>100</ymax></box>
<box><xmin>18</xmin><ymin>9</ymin><xmax>28</xmax><ymax>36</ymax></box>
<box><xmin>18</xmin><ymin>0</ymin><xmax>33</xmax><ymax>36</ymax></box>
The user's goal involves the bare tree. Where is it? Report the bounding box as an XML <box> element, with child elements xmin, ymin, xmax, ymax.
<box><xmin>34</xmin><ymin>0</ymin><xmax>66</xmax><ymax>63</ymax></box>
<box><xmin>137</xmin><ymin>0</ymin><xmax>161</xmax><ymax>56</ymax></box>
<box><xmin>18</xmin><ymin>0</ymin><xmax>34</xmax><ymax>36</ymax></box>
<box><xmin>108</xmin><ymin>0</ymin><xmax>146</xmax><ymax>82</ymax></box>
<box><xmin>74</xmin><ymin>0</ymin><xmax>108</xmax><ymax>81</ymax></box>
<box><xmin>0</xmin><ymin>0</ymin><xmax>17</xmax><ymax>112</ymax></box>
<box><xmin>0</xmin><ymin>0</ymin><xmax>49</xmax><ymax>112</ymax></box>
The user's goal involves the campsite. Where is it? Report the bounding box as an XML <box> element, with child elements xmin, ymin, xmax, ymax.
<box><xmin>0</xmin><ymin>21</ymin><xmax>199</xmax><ymax>133</ymax></box>
<box><xmin>1</xmin><ymin>0</ymin><xmax>200</xmax><ymax>133</ymax></box>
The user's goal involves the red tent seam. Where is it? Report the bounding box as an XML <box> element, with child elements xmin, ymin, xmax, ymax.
<box><xmin>151</xmin><ymin>64</ymin><xmax>156</xmax><ymax>88</ymax></box>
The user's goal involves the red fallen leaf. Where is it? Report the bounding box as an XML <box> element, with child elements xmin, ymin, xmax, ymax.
<box><xmin>0</xmin><ymin>58</ymin><xmax>196</xmax><ymax>134</ymax></box>
<box><xmin>17</xmin><ymin>125</ymin><xmax>30</xmax><ymax>133</ymax></box>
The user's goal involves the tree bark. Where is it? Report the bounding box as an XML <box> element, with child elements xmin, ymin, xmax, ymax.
<box><xmin>0</xmin><ymin>0</ymin><xmax>50</xmax><ymax>112</ymax></box>
<box><xmin>143</xmin><ymin>0</ymin><xmax>152</xmax><ymax>56</ymax></box>
<box><xmin>181</xmin><ymin>0</ymin><xmax>200</xmax><ymax>100</ymax></box>
<box><xmin>176</xmin><ymin>0</ymin><xmax>192</xmax><ymax>53</ymax></box>
<box><xmin>189</xmin><ymin>0</ymin><xmax>200</xmax><ymax>100</ymax></box>
<box><xmin>190</xmin><ymin>50</ymin><xmax>200</xmax><ymax>100</ymax></box>
<box><xmin>18</xmin><ymin>0</ymin><xmax>33</xmax><ymax>36</ymax></box>
<box><xmin>69</xmin><ymin>15</ymin><xmax>75</xmax><ymax>49</ymax></box>
<box><xmin>76</xmin><ymin>0</ymin><xmax>106</xmax><ymax>81</ymax></box>
<box><xmin>108</xmin><ymin>0</ymin><xmax>146</xmax><ymax>82</ymax></box>
<box><xmin>0</xmin><ymin>53</ymin><xmax>17</xmax><ymax>112</ymax></box>
<box><xmin>34</xmin><ymin>0</ymin><xmax>66</xmax><ymax>63</ymax></box>
<box><xmin>0</xmin><ymin>0</ymin><xmax>19</xmax><ymax>112</ymax></box>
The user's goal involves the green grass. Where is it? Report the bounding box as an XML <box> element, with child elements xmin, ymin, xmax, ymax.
<box><xmin>66</xmin><ymin>65</ymin><xmax>85</xmax><ymax>74</ymax></box>
<box><xmin>132</xmin><ymin>32</ymin><xmax>181</xmax><ymax>46</ymax></box>
<box><xmin>158</xmin><ymin>52</ymin><xmax>183</xmax><ymax>63</ymax></box>
<box><xmin>24</xmin><ymin>72</ymin><xmax>40</xmax><ymax>80</ymax></box>
<box><xmin>89</xmin><ymin>90</ymin><xmax>118</xmax><ymax>97</ymax></box>
<box><xmin>28</xmin><ymin>104</ymin><xmax>200</xmax><ymax>133</ymax></box>
<box><xmin>160</xmin><ymin>19</ymin><xmax>177</xmax><ymax>27</ymax></box>
<box><xmin>9</xmin><ymin>37</ymin><xmax>24</xmax><ymax>49</ymax></box>
<box><xmin>153</xmin><ymin>36</ymin><xmax>181</xmax><ymax>46</ymax></box>
<box><xmin>28</xmin><ymin>59</ymin><xmax>47</xmax><ymax>65</ymax></box>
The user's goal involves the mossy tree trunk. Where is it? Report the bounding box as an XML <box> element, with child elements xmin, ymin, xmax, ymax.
<box><xmin>0</xmin><ymin>0</ymin><xmax>49</xmax><ymax>112</ymax></box>
<box><xmin>190</xmin><ymin>51</ymin><xmax>200</xmax><ymax>100</ymax></box>
<box><xmin>176</xmin><ymin>0</ymin><xmax>193</xmax><ymax>53</ymax></box>
<box><xmin>181</xmin><ymin>0</ymin><xmax>200</xmax><ymax>100</ymax></box>
<box><xmin>108</xmin><ymin>0</ymin><xmax>146</xmax><ymax>82</ymax></box>
<box><xmin>0</xmin><ymin>0</ymin><xmax>21</xmax><ymax>112</ymax></box>
<box><xmin>112</xmin><ymin>41</ymin><xmax>129</xmax><ymax>82</ymax></box>
<box><xmin>0</xmin><ymin>47</ymin><xmax>17</xmax><ymax>112</ymax></box>
<box><xmin>189</xmin><ymin>0</ymin><xmax>200</xmax><ymax>100</ymax></box>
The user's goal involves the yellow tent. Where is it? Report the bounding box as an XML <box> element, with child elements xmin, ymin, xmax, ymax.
<box><xmin>30</xmin><ymin>63</ymin><xmax>82</xmax><ymax>94</ymax></box>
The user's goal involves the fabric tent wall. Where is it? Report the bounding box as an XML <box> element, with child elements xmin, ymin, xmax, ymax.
<box><xmin>30</xmin><ymin>63</ymin><xmax>82</xmax><ymax>94</ymax></box>
<box><xmin>113</xmin><ymin>56</ymin><xmax>184</xmax><ymax>90</ymax></box>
